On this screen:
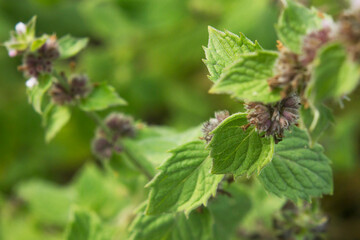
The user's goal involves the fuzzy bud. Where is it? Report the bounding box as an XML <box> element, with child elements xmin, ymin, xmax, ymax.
<box><xmin>338</xmin><ymin>9</ymin><xmax>360</xmax><ymax>61</ymax></box>
<box><xmin>8</xmin><ymin>49</ymin><xmax>18</xmax><ymax>58</ymax></box>
<box><xmin>25</xmin><ymin>77</ymin><xmax>38</xmax><ymax>89</ymax></box>
<box><xmin>245</xmin><ymin>95</ymin><xmax>300</xmax><ymax>142</ymax></box>
<box><xmin>22</xmin><ymin>38</ymin><xmax>59</xmax><ymax>77</ymax></box>
<box><xmin>49</xmin><ymin>83</ymin><xmax>72</xmax><ymax>105</ymax></box>
<box><xmin>15</xmin><ymin>22</ymin><xmax>26</xmax><ymax>34</ymax></box>
<box><xmin>202</xmin><ymin>110</ymin><xmax>230</xmax><ymax>143</ymax></box>
<box><xmin>105</xmin><ymin>113</ymin><xmax>136</xmax><ymax>141</ymax></box>
<box><xmin>267</xmin><ymin>47</ymin><xmax>309</xmax><ymax>98</ymax></box>
<box><xmin>69</xmin><ymin>75</ymin><xmax>91</xmax><ymax>99</ymax></box>
<box><xmin>92</xmin><ymin>138</ymin><xmax>115</xmax><ymax>159</ymax></box>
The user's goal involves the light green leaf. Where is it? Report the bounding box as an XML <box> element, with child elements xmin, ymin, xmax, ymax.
<box><xmin>129</xmin><ymin>206</ymin><xmax>213</xmax><ymax>240</ymax></box>
<box><xmin>306</xmin><ymin>43</ymin><xmax>359</xmax><ymax>104</ymax></box>
<box><xmin>43</xmin><ymin>103</ymin><xmax>71</xmax><ymax>142</ymax></box>
<box><xmin>26</xmin><ymin>16</ymin><xmax>37</xmax><ymax>40</ymax></box>
<box><xmin>65</xmin><ymin>207</ymin><xmax>114</xmax><ymax>240</ymax></box>
<box><xmin>73</xmin><ymin>164</ymin><xmax>129</xmax><ymax>218</ymax></box>
<box><xmin>259</xmin><ymin>127</ymin><xmax>333</xmax><ymax>201</ymax></box>
<box><xmin>204</xmin><ymin>26</ymin><xmax>262</xmax><ymax>82</ymax></box>
<box><xmin>209</xmin><ymin>113</ymin><xmax>274</xmax><ymax>177</ymax></box>
<box><xmin>16</xmin><ymin>179</ymin><xmax>75</xmax><ymax>225</ymax></box>
<box><xmin>300</xmin><ymin>105</ymin><xmax>334</xmax><ymax>146</ymax></box>
<box><xmin>27</xmin><ymin>74</ymin><xmax>52</xmax><ymax>114</ymax></box>
<box><xmin>125</xmin><ymin>125</ymin><xmax>202</xmax><ymax>167</ymax></box>
<box><xmin>30</xmin><ymin>34</ymin><xmax>49</xmax><ymax>52</ymax></box>
<box><xmin>58</xmin><ymin>35</ymin><xmax>89</xmax><ymax>59</ymax></box>
<box><xmin>210</xmin><ymin>51</ymin><xmax>281</xmax><ymax>103</ymax></box>
<box><xmin>208</xmin><ymin>184</ymin><xmax>251</xmax><ymax>240</ymax></box>
<box><xmin>146</xmin><ymin>141</ymin><xmax>223</xmax><ymax>215</ymax></box>
<box><xmin>276</xmin><ymin>0</ymin><xmax>322</xmax><ymax>53</ymax></box>
<box><xmin>79</xmin><ymin>83</ymin><xmax>127</xmax><ymax>111</ymax></box>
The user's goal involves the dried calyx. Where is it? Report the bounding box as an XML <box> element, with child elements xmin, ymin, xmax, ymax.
<box><xmin>245</xmin><ymin>94</ymin><xmax>300</xmax><ymax>143</ymax></box>
<box><xmin>269</xmin><ymin>26</ymin><xmax>332</xmax><ymax>99</ymax></box>
<box><xmin>202</xmin><ymin>110</ymin><xmax>230</xmax><ymax>143</ymax></box>
<box><xmin>50</xmin><ymin>74</ymin><xmax>91</xmax><ymax>105</ymax></box>
<box><xmin>92</xmin><ymin>113</ymin><xmax>136</xmax><ymax>159</ymax></box>
<box><xmin>20</xmin><ymin>36</ymin><xmax>60</xmax><ymax>77</ymax></box>
<box><xmin>338</xmin><ymin>8</ymin><xmax>360</xmax><ymax>61</ymax></box>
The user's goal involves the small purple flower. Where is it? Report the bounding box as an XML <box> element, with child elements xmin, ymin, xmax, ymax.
<box><xmin>202</xmin><ymin>110</ymin><xmax>230</xmax><ymax>143</ymax></box>
<box><xmin>245</xmin><ymin>95</ymin><xmax>300</xmax><ymax>143</ymax></box>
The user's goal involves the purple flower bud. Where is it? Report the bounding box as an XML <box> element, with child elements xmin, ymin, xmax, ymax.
<box><xmin>92</xmin><ymin>137</ymin><xmax>114</xmax><ymax>159</ymax></box>
<box><xmin>202</xmin><ymin>110</ymin><xmax>230</xmax><ymax>143</ymax></box>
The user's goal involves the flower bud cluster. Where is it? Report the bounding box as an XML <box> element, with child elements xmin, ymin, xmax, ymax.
<box><xmin>338</xmin><ymin>8</ymin><xmax>360</xmax><ymax>61</ymax></box>
<box><xmin>272</xmin><ymin>201</ymin><xmax>328</xmax><ymax>240</ymax></box>
<box><xmin>92</xmin><ymin>113</ymin><xmax>136</xmax><ymax>159</ymax></box>
<box><xmin>49</xmin><ymin>75</ymin><xmax>91</xmax><ymax>105</ymax></box>
<box><xmin>202</xmin><ymin>110</ymin><xmax>230</xmax><ymax>143</ymax></box>
<box><xmin>269</xmin><ymin>25</ymin><xmax>331</xmax><ymax>98</ymax></box>
<box><xmin>245</xmin><ymin>95</ymin><xmax>300</xmax><ymax>143</ymax></box>
<box><xmin>21</xmin><ymin>37</ymin><xmax>60</xmax><ymax>78</ymax></box>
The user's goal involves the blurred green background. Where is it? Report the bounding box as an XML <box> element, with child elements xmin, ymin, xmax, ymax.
<box><xmin>0</xmin><ymin>0</ymin><xmax>359</xmax><ymax>239</ymax></box>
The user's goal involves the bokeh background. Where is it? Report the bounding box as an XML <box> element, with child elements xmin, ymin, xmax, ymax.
<box><xmin>0</xmin><ymin>0</ymin><xmax>359</xmax><ymax>239</ymax></box>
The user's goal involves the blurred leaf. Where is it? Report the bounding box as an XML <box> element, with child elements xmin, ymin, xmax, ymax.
<box><xmin>26</xmin><ymin>15</ymin><xmax>37</xmax><ymax>40</ymax></box>
<box><xmin>209</xmin><ymin>113</ymin><xmax>274</xmax><ymax>177</ymax></box>
<box><xmin>129</xmin><ymin>205</ymin><xmax>214</xmax><ymax>240</ymax></box>
<box><xmin>259</xmin><ymin>127</ymin><xmax>333</xmax><ymax>201</ymax></box>
<box><xmin>208</xmin><ymin>184</ymin><xmax>252</xmax><ymax>240</ymax></box>
<box><xmin>27</xmin><ymin>74</ymin><xmax>52</xmax><ymax>114</ymax></box>
<box><xmin>79</xmin><ymin>83</ymin><xmax>127</xmax><ymax>111</ymax></box>
<box><xmin>300</xmin><ymin>104</ymin><xmax>334</xmax><ymax>146</ymax></box>
<box><xmin>30</xmin><ymin>34</ymin><xmax>49</xmax><ymax>52</ymax></box>
<box><xmin>58</xmin><ymin>35</ymin><xmax>89</xmax><ymax>59</ymax></box>
<box><xmin>16</xmin><ymin>179</ymin><xmax>75</xmax><ymax>225</ymax></box>
<box><xmin>306</xmin><ymin>43</ymin><xmax>360</xmax><ymax>104</ymax></box>
<box><xmin>210</xmin><ymin>51</ymin><xmax>281</xmax><ymax>103</ymax></box>
<box><xmin>65</xmin><ymin>207</ymin><xmax>114</xmax><ymax>240</ymax></box>
<box><xmin>276</xmin><ymin>0</ymin><xmax>322</xmax><ymax>53</ymax></box>
<box><xmin>43</xmin><ymin>103</ymin><xmax>71</xmax><ymax>142</ymax></box>
<box><xmin>204</xmin><ymin>26</ymin><xmax>262</xmax><ymax>82</ymax></box>
<box><xmin>146</xmin><ymin>141</ymin><xmax>223</xmax><ymax>215</ymax></box>
<box><xmin>126</xmin><ymin>125</ymin><xmax>202</xmax><ymax>166</ymax></box>
<box><xmin>73</xmin><ymin>164</ymin><xmax>129</xmax><ymax>218</ymax></box>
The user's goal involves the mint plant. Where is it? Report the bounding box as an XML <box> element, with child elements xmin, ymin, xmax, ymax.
<box><xmin>2</xmin><ymin>0</ymin><xmax>360</xmax><ymax>239</ymax></box>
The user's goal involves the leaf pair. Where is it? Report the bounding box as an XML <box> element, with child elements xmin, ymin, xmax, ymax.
<box><xmin>204</xmin><ymin>27</ymin><xmax>280</xmax><ymax>103</ymax></box>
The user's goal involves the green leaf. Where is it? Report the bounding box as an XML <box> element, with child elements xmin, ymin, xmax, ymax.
<box><xmin>26</xmin><ymin>16</ymin><xmax>37</xmax><ymax>40</ymax></box>
<box><xmin>65</xmin><ymin>207</ymin><xmax>114</xmax><ymax>240</ymax></box>
<box><xmin>209</xmin><ymin>51</ymin><xmax>281</xmax><ymax>103</ymax></box>
<box><xmin>129</xmin><ymin>206</ymin><xmax>214</xmax><ymax>240</ymax></box>
<box><xmin>276</xmin><ymin>0</ymin><xmax>322</xmax><ymax>53</ymax></box>
<box><xmin>208</xmin><ymin>184</ymin><xmax>251</xmax><ymax>240</ymax></box>
<box><xmin>43</xmin><ymin>103</ymin><xmax>71</xmax><ymax>142</ymax></box>
<box><xmin>306</xmin><ymin>43</ymin><xmax>360</xmax><ymax>104</ymax></box>
<box><xmin>146</xmin><ymin>141</ymin><xmax>223</xmax><ymax>215</ymax></box>
<box><xmin>300</xmin><ymin>105</ymin><xmax>334</xmax><ymax>146</ymax></box>
<box><xmin>259</xmin><ymin>127</ymin><xmax>333</xmax><ymax>201</ymax></box>
<box><xmin>58</xmin><ymin>35</ymin><xmax>89</xmax><ymax>59</ymax></box>
<box><xmin>27</xmin><ymin>74</ymin><xmax>52</xmax><ymax>114</ymax></box>
<box><xmin>204</xmin><ymin>26</ymin><xmax>262</xmax><ymax>82</ymax></box>
<box><xmin>73</xmin><ymin>164</ymin><xmax>129</xmax><ymax>218</ymax></box>
<box><xmin>209</xmin><ymin>113</ymin><xmax>274</xmax><ymax>177</ymax></box>
<box><xmin>16</xmin><ymin>179</ymin><xmax>75</xmax><ymax>225</ymax></box>
<box><xmin>79</xmin><ymin>83</ymin><xmax>127</xmax><ymax>111</ymax></box>
<box><xmin>30</xmin><ymin>35</ymin><xmax>49</xmax><ymax>52</ymax></box>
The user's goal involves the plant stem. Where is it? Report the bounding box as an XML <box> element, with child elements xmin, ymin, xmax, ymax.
<box><xmin>123</xmin><ymin>148</ymin><xmax>153</xmax><ymax>180</ymax></box>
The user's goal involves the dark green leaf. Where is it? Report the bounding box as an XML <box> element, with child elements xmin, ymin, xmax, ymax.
<box><xmin>259</xmin><ymin>127</ymin><xmax>333</xmax><ymax>201</ymax></box>
<box><xmin>209</xmin><ymin>113</ymin><xmax>274</xmax><ymax>177</ymax></box>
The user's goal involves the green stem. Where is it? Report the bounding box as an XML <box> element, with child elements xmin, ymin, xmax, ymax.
<box><xmin>123</xmin><ymin>148</ymin><xmax>153</xmax><ymax>180</ymax></box>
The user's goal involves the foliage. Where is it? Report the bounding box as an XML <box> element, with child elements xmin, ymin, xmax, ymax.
<box><xmin>1</xmin><ymin>0</ymin><xmax>360</xmax><ymax>239</ymax></box>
